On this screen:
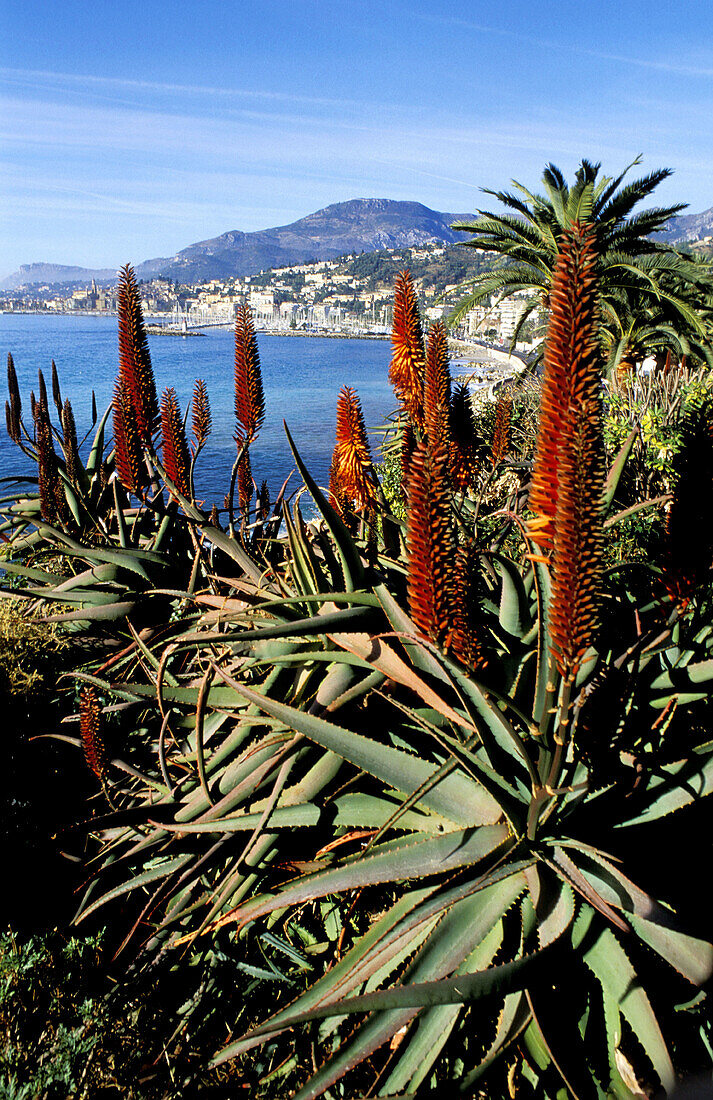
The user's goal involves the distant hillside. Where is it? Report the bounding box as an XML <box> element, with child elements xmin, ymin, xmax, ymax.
<box><xmin>8</xmin><ymin>197</ymin><xmax>713</xmax><ymax>292</ymax></box>
<box><xmin>0</xmin><ymin>200</ymin><xmax>472</xmax><ymax>289</ymax></box>
<box><xmin>657</xmin><ymin>207</ymin><xmax>713</xmax><ymax>243</ymax></box>
<box><xmin>0</xmin><ymin>263</ymin><xmax>117</xmax><ymax>292</ymax></box>
<box><xmin>134</xmin><ymin>199</ymin><xmax>473</xmax><ymax>283</ymax></box>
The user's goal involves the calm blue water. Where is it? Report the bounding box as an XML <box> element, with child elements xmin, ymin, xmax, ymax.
<box><xmin>0</xmin><ymin>315</ymin><xmax>394</xmax><ymax>508</ymax></box>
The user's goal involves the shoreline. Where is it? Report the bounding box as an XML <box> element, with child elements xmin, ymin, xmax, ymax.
<box><xmin>2</xmin><ymin>310</ymin><xmax>522</xmax><ymax>369</ymax></box>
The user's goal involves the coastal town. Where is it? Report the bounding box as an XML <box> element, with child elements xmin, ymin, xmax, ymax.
<box><xmin>0</xmin><ymin>241</ymin><xmax>542</xmax><ymax>357</ymax></box>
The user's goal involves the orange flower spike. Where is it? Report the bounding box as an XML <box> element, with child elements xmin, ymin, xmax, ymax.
<box><xmin>191</xmin><ymin>378</ymin><xmax>212</xmax><ymax>447</ymax></box>
<box><xmin>7</xmin><ymin>353</ymin><xmax>22</xmax><ymax>441</ymax></box>
<box><xmin>33</xmin><ymin>402</ymin><xmax>59</xmax><ymax>524</ymax></box>
<box><xmin>332</xmin><ymin>386</ymin><xmax>377</xmax><ymax>512</ymax></box>
<box><xmin>112</xmin><ymin>377</ymin><xmax>144</xmax><ymax>494</ymax></box>
<box><xmin>234</xmin><ymin>303</ymin><xmax>265</xmax><ymax>445</ymax></box>
<box><xmin>527</xmin><ymin>242</ymin><xmax>581</xmax><ymax>548</ymax></box>
<box><xmin>424</xmin><ymin>321</ymin><xmax>452</xmax><ymax>451</ymax></box>
<box><xmin>61</xmin><ymin>399</ymin><xmax>80</xmax><ymax>484</ymax></box>
<box><xmin>406</xmin><ymin>441</ymin><xmax>455</xmax><ymax>645</ymax></box>
<box><xmin>160</xmin><ymin>387</ymin><xmax>191</xmax><ymax>499</ymax></box>
<box><xmin>237</xmin><ymin>448</ymin><xmax>253</xmax><ymax>517</ymax></box>
<box><xmin>389</xmin><ymin>270</ymin><xmax>425</xmax><ymax>430</ymax></box>
<box><xmin>79</xmin><ymin>685</ymin><xmax>106</xmax><ymax>779</ymax></box>
<box><xmin>450</xmin><ymin>545</ymin><xmax>487</xmax><ymax>671</ymax></box>
<box><xmin>117</xmin><ymin>264</ymin><xmax>159</xmax><ymax>445</ymax></box>
<box><xmin>533</xmin><ymin>221</ymin><xmax>605</xmax><ymax>677</ymax></box>
<box><xmin>491</xmin><ymin>392</ymin><xmax>513</xmax><ymax>465</ymax></box>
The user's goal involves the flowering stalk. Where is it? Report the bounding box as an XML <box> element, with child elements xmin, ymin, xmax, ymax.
<box><xmin>230</xmin><ymin>304</ymin><xmax>265</xmax><ymax>527</ymax></box>
<box><xmin>329</xmin><ymin>386</ymin><xmax>378</xmax><ymax>515</ymax></box>
<box><xmin>51</xmin><ymin>360</ymin><xmax>62</xmax><ymax>417</ymax></box>
<box><xmin>61</xmin><ymin>399</ymin><xmax>80</xmax><ymax>484</ymax></box>
<box><xmin>6</xmin><ymin>354</ymin><xmax>22</xmax><ymax>443</ymax></box>
<box><xmin>191</xmin><ymin>378</ymin><xmax>212</xmax><ymax>448</ymax></box>
<box><xmin>406</xmin><ymin>440</ymin><xmax>455</xmax><ymax>646</ymax></box>
<box><xmin>80</xmin><ymin>685</ymin><xmax>106</xmax><ymax>779</ymax></box>
<box><xmin>37</xmin><ymin>369</ymin><xmax>49</xmax><ymax>414</ymax></box>
<box><xmin>33</xmin><ymin>401</ymin><xmax>64</xmax><ymax>525</ymax></box>
<box><xmin>160</xmin><ymin>387</ymin><xmax>191</xmax><ymax>499</ymax></box>
<box><xmin>528</xmin><ymin>221</ymin><xmax>605</xmax><ymax>680</ymax></box>
<box><xmin>389</xmin><ymin>270</ymin><xmax>425</xmax><ymax>432</ymax></box>
<box><xmin>491</xmin><ymin>392</ymin><xmax>512</xmax><ymax>465</ymax></box>
<box><xmin>112</xmin><ymin>378</ymin><xmax>145</xmax><ymax>495</ymax></box>
<box><xmin>117</xmin><ymin>263</ymin><xmax>159</xmax><ymax>445</ymax></box>
<box><xmin>234</xmin><ymin>304</ymin><xmax>265</xmax><ymax>445</ymax></box>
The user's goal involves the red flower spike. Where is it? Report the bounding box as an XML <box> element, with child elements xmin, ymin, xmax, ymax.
<box><xmin>160</xmin><ymin>387</ymin><xmax>191</xmax><ymax>499</ymax></box>
<box><xmin>389</xmin><ymin>270</ymin><xmax>425</xmax><ymax>430</ymax></box>
<box><xmin>529</xmin><ymin>221</ymin><xmax>605</xmax><ymax>677</ymax></box>
<box><xmin>112</xmin><ymin>377</ymin><xmax>145</xmax><ymax>495</ymax></box>
<box><xmin>491</xmin><ymin>392</ymin><xmax>513</xmax><ymax>465</ymax></box>
<box><xmin>191</xmin><ymin>378</ymin><xmax>212</xmax><ymax>446</ymax></box>
<box><xmin>234</xmin><ymin>304</ymin><xmax>265</xmax><ymax>446</ymax></box>
<box><xmin>117</xmin><ymin>264</ymin><xmax>159</xmax><ymax>445</ymax></box>
<box><xmin>237</xmin><ymin>448</ymin><xmax>253</xmax><ymax>518</ymax></box>
<box><xmin>5</xmin><ymin>401</ymin><xmax>18</xmax><ymax>444</ymax></box>
<box><xmin>400</xmin><ymin>420</ymin><xmax>417</xmax><ymax>486</ymax></box>
<box><xmin>450</xmin><ymin>545</ymin><xmax>487</xmax><ymax>670</ymax></box>
<box><xmin>37</xmin><ymin>369</ymin><xmax>48</xmax><ymax>414</ymax></box>
<box><xmin>61</xmin><ymin>399</ymin><xmax>80</xmax><ymax>484</ymax></box>
<box><xmin>406</xmin><ymin>440</ymin><xmax>456</xmax><ymax>646</ymax></box>
<box><xmin>331</xmin><ymin>386</ymin><xmax>378</xmax><ymax>513</ymax></box>
<box><xmin>257</xmin><ymin>479</ymin><xmax>271</xmax><ymax>522</ymax></box>
<box><xmin>79</xmin><ymin>685</ymin><xmax>106</xmax><ymax>779</ymax></box>
<box><xmin>33</xmin><ymin>402</ymin><xmax>60</xmax><ymax>524</ymax></box>
<box><xmin>7</xmin><ymin>353</ymin><xmax>22</xmax><ymax>431</ymax></box>
<box><xmin>51</xmin><ymin>360</ymin><xmax>62</xmax><ymax>415</ymax></box>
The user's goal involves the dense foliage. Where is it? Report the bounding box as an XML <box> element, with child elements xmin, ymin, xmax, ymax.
<box><xmin>452</xmin><ymin>157</ymin><xmax>713</xmax><ymax>371</ymax></box>
<box><xmin>3</xmin><ymin>206</ymin><xmax>713</xmax><ymax>1099</ymax></box>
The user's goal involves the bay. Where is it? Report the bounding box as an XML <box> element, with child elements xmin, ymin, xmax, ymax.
<box><xmin>0</xmin><ymin>315</ymin><xmax>395</xmax><ymax>509</ymax></box>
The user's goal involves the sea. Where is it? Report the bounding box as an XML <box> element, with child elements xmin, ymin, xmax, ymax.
<box><xmin>0</xmin><ymin>314</ymin><xmax>397</xmax><ymax>511</ymax></box>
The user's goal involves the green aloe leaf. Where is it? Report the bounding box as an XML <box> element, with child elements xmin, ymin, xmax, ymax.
<box><xmin>256</xmin><ymin>943</ymin><xmax>549</xmax><ymax>1028</ymax></box>
<box><xmin>583</xmin><ymin>925</ymin><xmax>675</xmax><ymax>1095</ymax></box>
<box><xmin>526</xmin><ymin>984</ymin><xmax>603</xmax><ymax>1100</ymax></box>
<box><xmin>85</xmin><ymin>403</ymin><xmax>112</xmax><ymax>476</ymax></box>
<box><xmin>567</xmin><ymin>845</ymin><xmax>713</xmax><ymax>985</ymax></box>
<box><xmin>493</xmin><ymin>553</ymin><xmax>533</xmax><ymax>639</ymax></box>
<box><xmin>211</xmin><ymin>672</ymin><xmax>502</xmax><ymax>826</ymax></box>
<box><xmin>76</xmin><ymin>855</ymin><xmax>193</xmax><ymax>922</ymax></box>
<box><xmin>384</xmin><ymin>920</ymin><xmax>506</xmax><ymax>1093</ymax></box>
<box><xmin>615</xmin><ymin>749</ymin><xmax>713</xmax><ymax>826</ymax></box>
<box><xmin>216</xmin><ymin>825</ymin><xmax>510</xmax><ymax>931</ymax></box>
<box><xmin>603</xmin><ymin>427</ymin><xmax>638</xmax><ymax>511</ymax></box>
<box><xmin>284</xmin><ymin>421</ymin><xmax>365</xmax><ymax>592</ymax></box>
<box><xmin>274</xmin><ymin>876</ymin><xmax>529</xmax><ymax>1100</ymax></box>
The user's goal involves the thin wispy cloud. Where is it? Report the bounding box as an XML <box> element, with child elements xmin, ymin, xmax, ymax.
<box><xmin>2</xmin><ymin>0</ymin><xmax>713</xmax><ymax>273</ymax></box>
<box><xmin>411</xmin><ymin>11</ymin><xmax>713</xmax><ymax>78</ymax></box>
<box><xmin>0</xmin><ymin>66</ymin><xmax>374</xmax><ymax>112</ymax></box>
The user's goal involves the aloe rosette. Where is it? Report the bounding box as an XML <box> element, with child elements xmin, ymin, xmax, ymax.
<box><xmin>4</xmin><ymin>251</ymin><xmax>713</xmax><ymax>1097</ymax></box>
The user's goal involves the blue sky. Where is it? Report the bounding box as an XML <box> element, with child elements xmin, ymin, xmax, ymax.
<box><xmin>3</xmin><ymin>0</ymin><xmax>713</xmax><ymax>276</ymax></box>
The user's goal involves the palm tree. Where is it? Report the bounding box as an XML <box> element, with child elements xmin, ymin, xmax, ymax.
<box><xmin>450</xmin><ymin>157</ymin><xmax>713</xmax><ymax>365</ymax></box>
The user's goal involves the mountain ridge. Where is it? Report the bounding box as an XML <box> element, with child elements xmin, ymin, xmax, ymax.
<box><xmin>4</xmin><ymin>198</ymin><xmax>713</xmax><ymax>292</ymax></box>
<box><xmin>0</xmin><ymin>199</ymin><xmax>473</xmax><ymax>290</ymax></box>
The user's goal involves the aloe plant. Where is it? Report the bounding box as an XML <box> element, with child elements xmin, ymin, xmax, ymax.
<box><xmin>4</xmin><ymin>251</ymin><xmax>713</xmax><ymax>1097</ymax></box>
